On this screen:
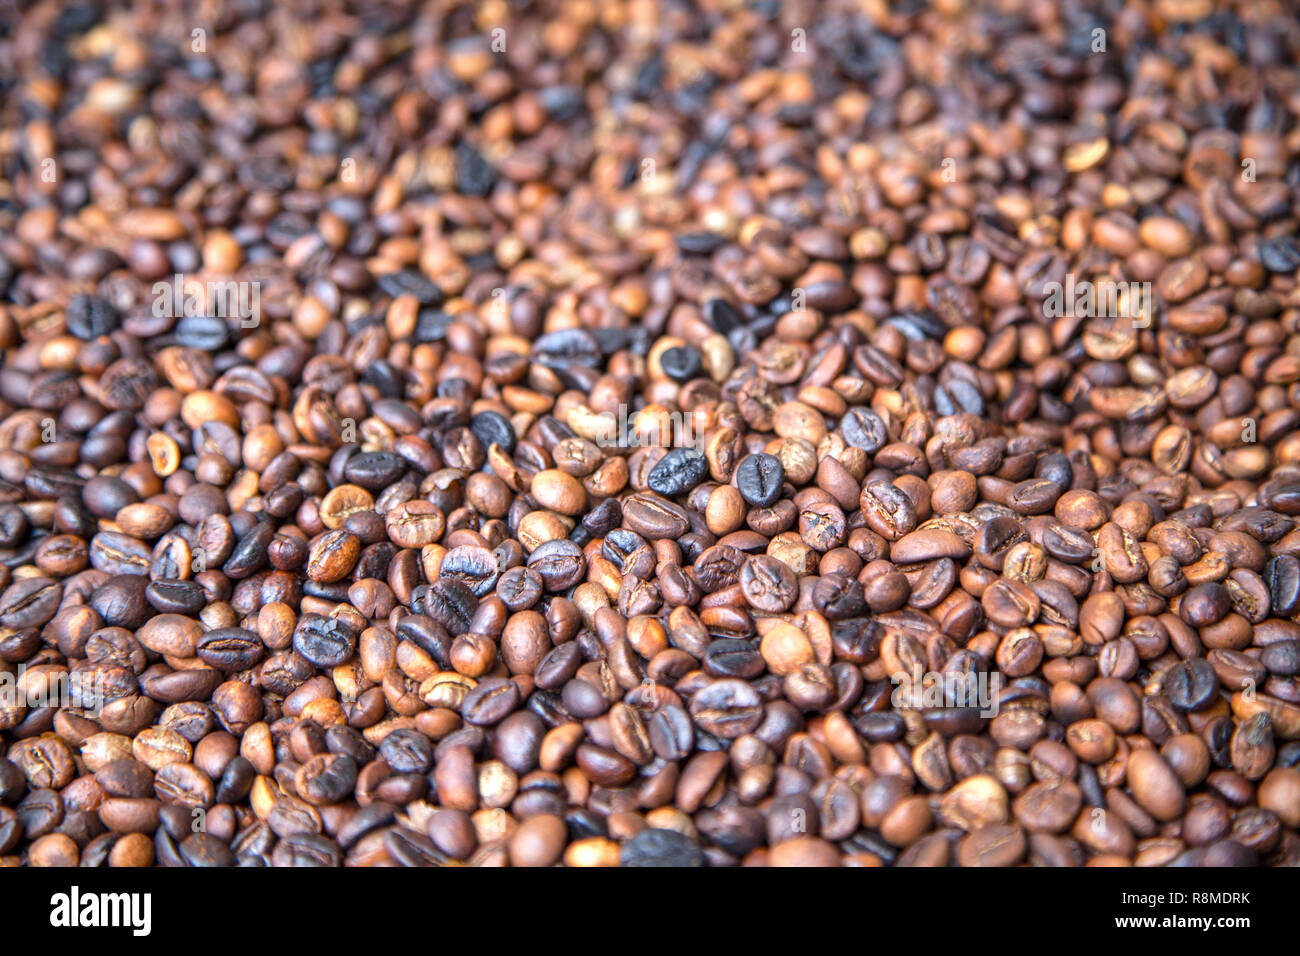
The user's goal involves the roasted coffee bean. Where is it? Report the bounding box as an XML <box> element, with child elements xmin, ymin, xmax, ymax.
<box><xmin>842</xmin><ymin>408</ymin><xmax>887</xmax><ymax>453</ymax></box>
<box><xmin>224</xmin><ymin>522</ymin><xmax>274</xmax><ymax>579</ymax></box>
<box><xmin>89</xmin><ymin>575</ymin><xmax>151</xmax><ymax>628</ymax></box>
<box><xmin>196</xmin><ymin>628</ymin><xmax>264</xmax><ymax>672</ymax></box>
<box><xmin>1165</xmin><ymin>659</ymin><xmax>1219</xmax><ymax>712</ymax></box>
<box><xmin>65</xmin><ymin>294</ymin><xmax>121</xmax><ymax>340</ymax></box>
<box><xmin>380</xmin><ymin>729</ymin><xmax>435</xmax><ymax>774</ymax></box>
<box><xmin>421</xmin><ymin>580</ymin><xmax>478</xmax><ymax>635</ymax></box>
<box><xmin>146</xmin><ymin>579</ymin><xmax>207</xmax><ymax>615</ymax></box>
<box><xmin>861</xmin><ymin>482</ymin><xmax>917</xmax><ymax>540</ymax></box>
<box><xmin>440</xmin><ymin>546</ymin><xmax>500</xmax><ymax>597</ymax></box>
<box><xmin>689</xmin><ymin>679</ymin><xmax>764</xmax><ymax>739</ymax></box>
<box><xmin>705</xmin><ymin>639</ymin><xmax>764</xmax><ymax>680</ymax></box>
<box><xmin>462</xmin><ymin>677</ymin><xmax>522</xmax><ymax>726</ymax></box>
<box><xmin>175</xmin><ymin>315</ymin><xmax>231</xmax><ymax>351</ymax></box>
<box><xmin>736</xmin><ymin>453</ymin><xmax>784</xmax><ymax>508</ymax></box>
<box><xmin>1265</xmin><ymin>556</ymin><xmax>1300</xmax><ymax>617</ymax></box>
<box><xmin>293</xmin><ymin>615</ymin><xmax>358</xmax><ymax>668</ymax></box>
<box><xmin>497</xmin><ymin>567</ymin><xmax>544</xmax><ymax>611</ymax></box>
<box><xmin>0</xmin><ymin>578</ymin><xmax>62</xmax><ymax>629</ymax></box>
<box><xmin>528</xmin><ymin>540</ymin><xmax>585</xmax><ymax>592</ymax></box>
<box><xmin>470</xmin><ymin>411</ymin><xmax>517</xmax><ymax>455</ymax></box>
<box><xmin>307</xmin><ymin>530</ymin><xmax>361</xmax><ymax>583</ymax></box>
<box><xmin>740</xmin><ymin>555</ymin><xmax>798</xmax><ymax>612</ymax></box>
<box><xmin>622</xmin><ymin>494</ymin><xmax>690</xmax><ymax>540</ymax></box>
<box><xmin>621</xmin><ymin>827</ymin><xmax>705</xmax><ymax>867</ymax></box>
<box><xmin>344</xmin><ymin>452</ymin><xmax>406</xmax><ymax>491</ymax></box>
<box><xmin>273</xmin><ymin>832</ymin><xmax>343</xmax><ymax>867</ymax></box>
<box><xmin>648</xmin><ymin>448</ymin><xmax>709</xmax><ymax>497</ymax></box>
<box><xmin>1259</xmin><ymin>236</ymin><xmax>1300</xmax><ymax>273</ymax></box>
<box><xmin>386</xmin><ymin>501</ymin><xmax>446</xmax><ymax>549</ymax></box>
<box><xmin>660</xmin><ymin>345</ymin><xmax>702</xmax><ymax>383</ymax></box>
<box><xmin>1262</xmin><ymin>642</ymin><xmax>1300</xmax><ymax>677</ymax></box>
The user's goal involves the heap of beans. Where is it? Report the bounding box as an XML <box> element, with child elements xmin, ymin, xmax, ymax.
<box><xmin>2</xmin><ymin>0</ymin><xmax>1300</xmax><ymax>868</ymax></box>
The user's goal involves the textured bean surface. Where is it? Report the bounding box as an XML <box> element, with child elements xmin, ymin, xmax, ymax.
<box><xmin>1</xmin><ymin>0</ymin><xmax>1300</xmax><ymax>868</ymax></box>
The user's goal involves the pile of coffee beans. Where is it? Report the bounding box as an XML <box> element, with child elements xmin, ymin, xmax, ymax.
<box><xmin>2</xmin><ymin>0</ymin><xmax>1300</xmax><ymax>867</ymax></box>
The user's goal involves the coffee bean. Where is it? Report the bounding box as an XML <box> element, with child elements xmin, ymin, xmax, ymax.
<box><xmin>648</xmin><ymin>447</ymin><xmax>709</xmax><ymax>496</ymax></box>
<box><xmin>65</xmin><ymin>294</ymin><xmax>121</xmax><ymax>340</ymax></box>
<box><xmin>343</xmin><ymin>452</ymin><xmax>406</xmax><ymax>490</ymax></box>
<box><xmin>470</xmin><ymin>410</ymin><xmax>517</xmax><ymax>455</ymax></box>
<box><xmin>689</xmin><ymin>679</ymin><xmax>764</xmax><ymax>738</ymax></box>
<box><xmin>660</xmin><ymin>345</ymin><xmax>702</xmax><ymax>382</ymax></box>
<box><xmin>0</xmin><ymin>577</ymin><xmax>63</xmax><ymax>629</ymax></box>
<box><xmin>307</xmin><ymin>530</ymin><xmax>361</xmax><ymax>583</ymax></box>
<box><xmin>527</xmin><ymin>540</ymin><xmax>585</xmax><ymax>592</ymax></box>
<box><xmin>440</xmin><ymin>545</ymin><xmax>500</xmax><ymax>596</ymax></box>
<box><xmin>1165</xmin><ymin>659</ymin><xmax>1219</xmax><ymax>712</ymax></box>
<box><xmin>1265</xmin><ymin>556</ymin><xmax>1300</xmax><ymax>617</ymax></box>
<box><xmin>623</xmin><ymin>494</ymin><xmax>690</xmax><ymax>539</ymax></box>
<box><xmin>196</xmin><ymin>628</ymin><xmax>265</xmax><ymax>671</ymax></box>
<box><xmin>386</xmin><ymin>501</ymin><xmax>446</xmax><ymax>549</ymax></box>
<box><xmin>462</xmin><ymin>677</ymin><xmax>522</xmax><ymax>726</ymax></box>
<box><xmin>293</xmin><ymin>615</ymin><xmax>358</xmax><ymax>668</ymax></box>
<box><xmin>1259</xmin><ymin>236</ymin><xmax>1300</xmax><ymax>273</ymax></box>
<box><xmin>455</xmin><ymin>143</ymin><xmax>496</xmax><ymax>197</ymax></box>
<box><xmin>146</xmin><ymin>579</ymin><xmax>207</xmax><ymax>615</ymax></box>
<box><xmin>621</xmin><ymin>827</ymin><xmax>705</xmax><ymax>867</ymax></box>
<box><xmin>735</xmin><ymin>453</ymin><xmax>784</xmax><ymax>507</ymax></box>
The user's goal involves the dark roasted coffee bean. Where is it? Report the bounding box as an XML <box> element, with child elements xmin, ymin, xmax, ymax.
<box><xmin>0</xmin><ymin>577</ymin><xmax>62</xmax><ymax>628</ymax></box>
<box><xmin>648</xmin><ymin>448</ymin><xmax>709</xmax><ymax>496</ymax></box>
<box><xmin>689</xmin><ymin>679</ymin><xmax>764</xmax><ymax>739</ymax></box>
<box><xmin>421</xmin><ymin>580</ymin><xmax>478</xmax><ymax>635</ymax></box>
<box><xmin>462</xmin><ymin>677</ymin><xmax>521</xmax><ymax>726</ymax></box>
<box><xmin>470</xmin><ymin>410</ymin><xmax>516</xmax><ymax>455</ymax></box>
<box><xmin>344</xmin><ymin>452</ymin><xmax>406</xmax><ymax>490</ymax></box>
<box><xmin>175</xmin><ymin>315</ymin><xmax>232</xmax><ymax>351</ymax></box>
<box><xmin>273</xmin><ymin>832</ymin><xmax>343</xmax><ymax>867</ymax></box>
<box><xmin>378</xmin><ymin>270</ymin><xmax>443</xmax><ymax>305</ymax></box>
<box><xmin>1265</xmin><ymin>556</ymin><xmax>1300</xmax><ymax>617</ymax></box>
<box><xmin>1262</xmin><ymin>641</ymin><xmax>1300</xmax><ymax>677</ymax></box>
<box><xmin>527</xmin><ymin>540</ymin><xmax>585</xmax><ymax>591</ymax></box>
<box><xmin>456</xmin><ymin>144</ymin><xmax>497</xmax><ymax>197</ymax></box>
<box><xmin>1259</xmin><ymin>236</ymin><xmax>1300</xmax><ymax>273</ymax></box>
<box><xmin>89</xmin><ymin>574</ymin><xmax>151</xmax><ymax>628</ymax></box>
<box><xmin>146</xmin><ymin>579</ymin><xmax>207</xmax><ymax>615</ymax></box>
<box><xmin>440</xmin><ymin>545</ymin><xmax>500</xmax><ymax>597</ymax></box>
<box><xmin>842</xmin><ymin>408</ymin><xmax>887</xmax><ymax>452</ymax></box>
<box><xmin>661</xmin><ymin>345</ymin><xmax>702</xmax><ymax>382</ymax></box>
<box><xmin>65</xmin><ymin>294</ymin><xmax>121</xmax><ymax>340</ymax></box>
<box><xmin>224</xmin><ymin>522</ymin><xmax>274</xmax><ymax>579</ymax></box>
<box><xmin>293</xmin><ymin>614</ymin><xmax>358</xmax><ymax>668</ymax></box>
<box><xmin>1165</xmin><ymin>659</ymin><xmax>1219</xmax><ymax>712</ymax></box>
<box><xmin>735</xmin><ymin>453</ymin><xmax>784</xmax><ymax>507</ymax></box>
<box><xmin>621</xmin><ymin>827</ymin><xmax>704</xmax><ymax>867</ymax></box>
